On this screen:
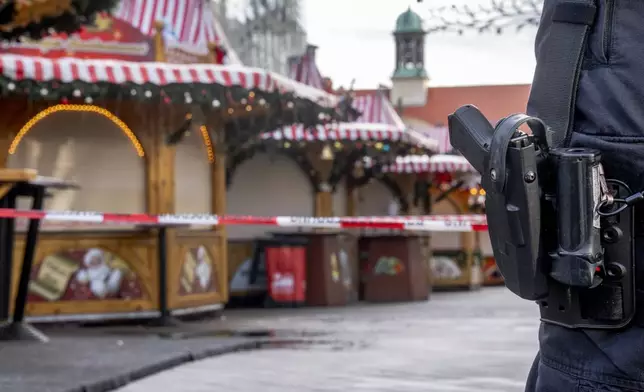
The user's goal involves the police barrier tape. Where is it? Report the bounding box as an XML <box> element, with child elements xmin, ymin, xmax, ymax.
<box><xmin>0</xmin><ymin>208</ymin><xmax>489</xmax><ymax>232</ymax></box>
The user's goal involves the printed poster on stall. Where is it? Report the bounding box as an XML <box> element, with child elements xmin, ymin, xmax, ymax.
<box><xmin>373</xmin><ymin>256</ymin><xmax>405</xmax><ymax>276</ymax></box>
<box><xmin>430</xmin><ymin>251</ymin><xmax>466</xmax><ymax>281</ymax></box>
<box><xmin>178</xmin><ymin>246</ymin><xmax>218</xmax><ymax>296</ymax></box>
<box><xmin>28</xmin><ymin>248</ymin><xmax>145</xmax><ymax>302</ymax></box>
<box><xmin>330</xmin><ymin>249</ymin><xmax>353</xmax><ymax>289</ymax></box>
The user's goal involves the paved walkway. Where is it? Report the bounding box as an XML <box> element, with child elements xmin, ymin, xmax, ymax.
<box><xmin>117</xmin><ymin>287</ymin><xmax>540</xmax><ymax>392</ymax></box>
<box><xmin>0</xmin><ymin>327</ymin><xmax>256</xmax><ymax>392</ymax></box>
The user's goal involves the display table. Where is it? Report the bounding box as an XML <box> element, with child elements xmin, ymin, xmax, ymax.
<box><xmin>9</xmin><ymin>227</ymin><xmax>226</xmax><ymax>325</ymax></box>
<box><xmin>272</xmin><ymin>231</ymin><xmax>358</xmax><ymax>307</ymax></box>
<box><xmin>0</xmin><ymin>190</ymin><xmax>225</xmax><ymax>330</ymax></box>
<box><xmin>0</xmin><ymin>169</ymin><xmax>77</xmax><ymax>341</ymax></box>
<box><xmin>358</xmin><ymin>234</ymin><xmax>429</xmax><ymax>303</ymax></box>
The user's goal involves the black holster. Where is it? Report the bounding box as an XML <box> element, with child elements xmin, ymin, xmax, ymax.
<box><xmin>448</xmin><ymin>106</ymin><xmax>636</xmax><ymax>330</ymax></box>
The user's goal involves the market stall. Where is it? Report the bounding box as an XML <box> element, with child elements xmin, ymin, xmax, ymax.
<box><xmin>225</xmin><ymin>121</ymin><xmax>437</xmax><ymax>304</ymax></box>
<box><xmin>0</xmin><ymin>0</ymin><xmax>342</xmax><ymax>322</ymax></box>
<box><xmin>380</xmin><ymin>153</ymin><xmax>489</xmax><ymax>290</ymax></box>
<box><xmin>224</xmin><ymin>45</ymin><xmax>438</xmax><ymax>305</ymax></box>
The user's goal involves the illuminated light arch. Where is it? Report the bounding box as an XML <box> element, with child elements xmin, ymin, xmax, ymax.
<box><xmin>9</xmin><ymin>104</ymin><xmax>145</xmax><ymax>157</ymax></box>
<box><xmin>199</xmin><ymin>125</ymin><xmax>215</xmax><ymax>163</ymax></box>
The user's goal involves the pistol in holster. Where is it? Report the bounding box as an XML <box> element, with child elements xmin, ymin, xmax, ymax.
<box><xmin>448</xmin><ymin>105</ymin><xmax>636</xmax><ymax>329</ymax></box>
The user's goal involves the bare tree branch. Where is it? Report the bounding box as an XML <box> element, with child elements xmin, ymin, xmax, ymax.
<box><xmin>419</xmin><ymin>0</ymin><xmax>543</xmax><ymax>35</ymax></box>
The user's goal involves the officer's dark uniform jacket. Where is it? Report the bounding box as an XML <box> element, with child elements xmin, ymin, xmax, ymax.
<box><xmin>526</xmin><ymin>0</ymin><xmax>644</xmax><ymax>391</ymax></box>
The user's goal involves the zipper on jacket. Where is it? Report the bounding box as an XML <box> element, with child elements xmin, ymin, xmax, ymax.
<box><xmin>602</xmin><ymin>0</ymin><xmax>615</xmax><ymax>63</ymax></box>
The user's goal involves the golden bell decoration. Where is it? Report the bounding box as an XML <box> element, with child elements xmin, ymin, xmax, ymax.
<box><xmin>321</xmin><ymin>144</ymin><xmax>334</xmax><ymax>161</ymax></box>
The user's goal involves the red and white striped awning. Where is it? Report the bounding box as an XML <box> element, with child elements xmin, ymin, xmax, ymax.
<box><xmin>352</xmin><ymin>92</ymin><xmax>406</xmax><ymax>128</ymax></box>
<box><xmin>288</xmin><ymin>56</ymin><xmax>406</xmax><ymax>129</ymax></box>
<box><xmin>0</xmin><ymin>54</ymin><xmax>337</xmax><ymax>106</ymax></box>
<box><xmin>288</xmin><ymin>45</ymin><xmax>325</xmax><ymax>91</ymax></box>
<box><xmin>381</xmin><ymin>154</ymin><xmax>476</xmax><ymax>173</ymax></box>
<box><xmin>262</xmin><ymin>123</ymin><xmax>439</xmax><ymax>151</ymax></box>
<box><xmin>285</xmin><ymin>48</ymin><xmax>439</xmax><ymax>150</ymax></box>
<box><xmin>113</xmin><ymin>0</ymin><xmax>242</xmax><ymax>62</ymax></box>
<box><xmin>411</xmin><ymin>124</ymin><xmax>452</xmax><ymax>154</ymax></box>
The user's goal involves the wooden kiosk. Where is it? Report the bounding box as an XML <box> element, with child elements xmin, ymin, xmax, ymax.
<box><xmin>225</xmin><ymin>121</ymin><xmax>438</xmax><ymax>306</ymax></box>
<box><xmin>376</xmin><ymin>154</ymin><xmax>487</xmax><ymax>290</ymax></box>
<box><xmin>0</xmin><ymin>9</ymin><xmax>339</xmax><ymax>323</ymax></box>
<box><xmin>224</xmin><ymin>46</ymin><xmax>439</xmax><ymax>306</ymax></box>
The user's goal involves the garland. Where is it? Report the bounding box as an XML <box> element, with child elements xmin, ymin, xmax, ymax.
<box><xmin>0</xmin><ymin>0</ymin><xmax>120</xmax><ymax>41</ymax></box>
<box><xmin>226</xmin><ymin>136</ymin><xmax>431</xmax><ymax>192</ymax></box>
<box><xmin>0</xmin><ymin>77</ymin><xmax>342</xmax><ymax>136</ymax></box>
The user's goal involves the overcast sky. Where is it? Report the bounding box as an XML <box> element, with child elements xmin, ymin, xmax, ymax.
<box><xmin>301</xmin><ymin>0</ymin><xmax>539</xmax><ymax>89</ymax></box>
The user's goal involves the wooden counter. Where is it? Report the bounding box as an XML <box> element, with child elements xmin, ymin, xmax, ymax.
<box><xmin>8</xmin><ymin>228</ymin><xmax>226</xmax><ymax>321</ymax></box>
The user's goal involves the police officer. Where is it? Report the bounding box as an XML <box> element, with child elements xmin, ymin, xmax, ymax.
<box><xmin>526</xmin><ymin>0</ymin><xmax>644</xmax><ymax>390</ymax></box>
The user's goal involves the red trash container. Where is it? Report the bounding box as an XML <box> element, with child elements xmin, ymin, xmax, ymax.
<box><xmin>261</xmin><ymin>238</ymin><xmax>308</xmax><ymax>307</ymax></box>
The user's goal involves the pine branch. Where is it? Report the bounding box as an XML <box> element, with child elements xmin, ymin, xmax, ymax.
<box><xmin>422</xmin><ymin>0</ymin><xmax>543</xmax><ymax>35</ymax></box>
<box><xmin>0</xmin><ymin>0</ymin><xmax>121</xmax><ymax>41</ymax></box>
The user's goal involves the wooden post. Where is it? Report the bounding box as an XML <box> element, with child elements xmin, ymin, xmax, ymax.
<box><xmin>345</xmin><ymin>184</ymin><xmax>357</xmax><ymax>216</ymax></box>
<box><xmin>1</xmin><ymin>101</ymin><xmax>30</xmax><ymax>169</ymax></box>
<box><xmin>145</xmin><ymin>109</ymin><xmax>176</xmax><ymax>215</ymax></box>
<box><xmin>157</xmin><ymin>132</ymin><xmax>175</xmax><ymax>214</ymax></box>
<box><xmin>314</xmin><ymin>189</ymin><xmax>333</xmax><ymax>217</ymax></box>
<box><xmin>147</xmin><ymin>21</ymin><xmax>170</xmax><ymax>213</ymax></box>
<box><xmin>153</xmin><ymin>21</ymin><xmax>166</xmax><ymax>63</ymax></box>
<box><xmin>211</xmin><ymin>124</ymin><xmax>228</xmax><ymax>301</ymax></box>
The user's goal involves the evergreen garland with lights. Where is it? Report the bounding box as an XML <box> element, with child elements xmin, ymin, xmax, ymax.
<box><xmin>0</xmin><ymin>0</ymin><xmax>120</xmax><ymax>41</ymax></box>
<box><xmin>226</xmin><ymin>133</ymin><xmax>432</xmax><ymax>193</ymax></box>
<box><xmin>0</xmin><ymin>77</ymin><xmax>343</xmax><ymax>145</ymax></box>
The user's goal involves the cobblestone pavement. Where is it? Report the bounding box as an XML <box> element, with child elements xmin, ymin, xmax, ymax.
<box><xmin>117</xmin><ymin>287</ymin><xmax>540</xmax><ymax>392</ymax></box>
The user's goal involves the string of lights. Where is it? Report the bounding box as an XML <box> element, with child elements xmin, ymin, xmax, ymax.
<box><xmin>9</xmin><ymin>104</ymin><xmax>145</xmax><ymax>157</ymax></box>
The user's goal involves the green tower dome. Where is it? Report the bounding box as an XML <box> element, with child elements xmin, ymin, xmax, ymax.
<box><xmin>395</xmin><ymin>7</ymin><xmax>424</xmax><ymax>34</ymax></box>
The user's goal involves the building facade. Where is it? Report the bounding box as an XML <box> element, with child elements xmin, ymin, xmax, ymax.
<box><xmin>212</xmin><ymin>0</ymin><xmax>307</xmax><ymax>75</ymax></box>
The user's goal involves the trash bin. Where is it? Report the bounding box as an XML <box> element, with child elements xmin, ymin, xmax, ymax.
<box><xmin>359</xmin><ymin>234</ymin><xmax>429</xmax><ymax>303</ymax></box>
<box><xmin>254</xmin><ymin>237</ymin><xmax>308</xmax><ymax>308</ymax></box>
<box><xmin>272</xmin><ymin>231</ymin><xmax>358</xmax><ymax>307</ymax></box>
<box><xmin>233</xmin><ymin>238</ymin><xmax>306</xmax><ymax>307</ymax></box>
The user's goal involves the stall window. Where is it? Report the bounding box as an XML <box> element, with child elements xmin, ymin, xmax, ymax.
<box><xmin>356</xmin><ymin>180</ymin><xmax>393</xmax><ymax>216</ymax></box>
<box><xmin>226</xmin><ymin>153</ymin><xmax>313</xmax><ymax>240</ymax></box>
<box><xmin>429</xmin><ymin>196</ymin><xmax>462</xmax><ymax>250</ymax></box>
<box><xmin>7</xmin><ymin>110</ymin><xmax>145</xmax><ymax>231</ymax></box>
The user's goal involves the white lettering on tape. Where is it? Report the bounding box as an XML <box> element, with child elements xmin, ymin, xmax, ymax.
<box><xmin>276</xmin><ymin>216</ymin><xmax>342</xmax><ymax>228</ymax></box>
<box><xmin>44</xmin><ymin>211</ymin><xmax>104</xmax><ymax>222</ymax></box>
<box><xmin>158</xmin><ymin>214</ymin><xmax>219</xmax><ymax>225</ymax></box>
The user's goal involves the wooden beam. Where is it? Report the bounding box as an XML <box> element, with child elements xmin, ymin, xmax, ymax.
<box><xmin>345</xmin><ymin>184</ymin><xmax>357</xmax><ymax>217</ymax></box>
<box><xmin>210</xmin><ymin>120</ymin><xmax>228</xmax><ymax>302</ymax></box>
<box><xmin>144</xmin><ymin>109</ymin><xmax>177</xmax><ymax>215</ymax></box>
<box><xmin>314</xmin><ymin>191</ymin><xmax>333</xmax><ymax>217</ymax></box>
<box><xmin>0</xmin><ymin>168</ymin><xmax>37</xmax><ymax>182</ymax></box>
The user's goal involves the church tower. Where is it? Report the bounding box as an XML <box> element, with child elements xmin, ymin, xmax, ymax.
<box><xmin>391</xmin><ymin>7</ymin><xmax>429</xmax><ymax>107</ymax></box>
